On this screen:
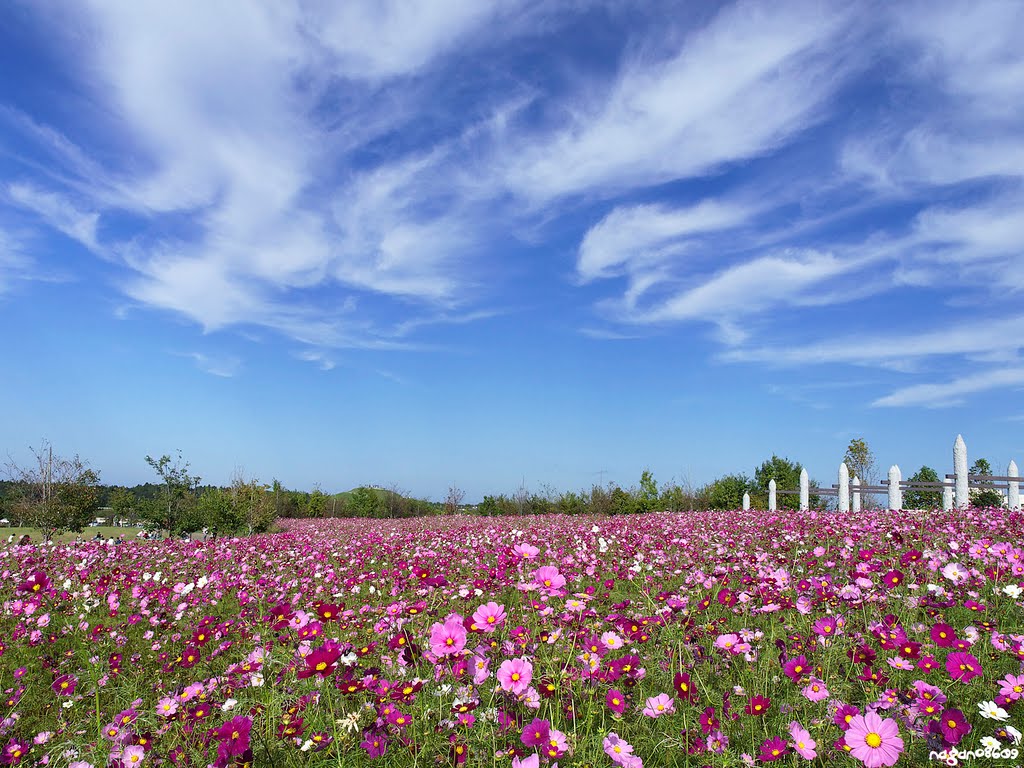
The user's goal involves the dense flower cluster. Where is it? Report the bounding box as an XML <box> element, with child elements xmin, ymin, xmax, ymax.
<box><xmin>0</xmin><ymin>506</ymin><xmax>1022</xmax><ymax>766</ymax></box>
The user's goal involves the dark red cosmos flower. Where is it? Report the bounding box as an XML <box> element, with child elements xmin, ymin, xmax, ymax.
<box><xmin>296</xmin><ymin>644</ymin><xmax>342</xmax><ymax>680</ymax></box>
<box><xmin>179</xmin><ymin>646</ymin><xmax>201</xmax><ymax>669</ymax></box>
<box><xmin>216</xmin><ymin>716</ymin><xmax>253</xmax><ymax>761</ymax></box>
<box><xmin>1</xmin><ymin>739</ymin><xmax>29</xmax><ymax>765</ymax></box>
<box><xmin>51</xmin><ymin>673</ymin><xmax>77</xmax><ymax>696</ymax></box>
<box><xmin>745</xmin><ymin>695</ymin><xmax>771</xmax><ymax>716</ymax></box>
<box><xmin>520</xmin><ymin>717</ymin><xmax>550</xmax><ymax>747</ymax></box>
<box><xmin>606</xmin><ymin>689</ymin><xmax>627</xmax><ymax>715</ymax></box>
<box><xmin>17</xmin><ymin>571</ymin><xmax>50</xmax><ymax>594</ymax></box>
<box><xmin>758</xmin><ymin>736</ymin><xmax>789</xmax><ymax>762</ymax></box>
<box><xmin>882</xmin><ymin>570</ymin><xmax>905</xmax><ymax>589</ymax></box>
<box><xmin>699</xmin><ymin>706</ymin><xmax>719</xmax><ymax>735</ymax></box>
<box><xmin>673</xmin><ymin>672</ymin><xmax>699</xmax><ymax>703</ymax></box>
<box><xmin>315</xmin><ymin>603</ymin><xmax>342</xmax><ymax>622</ymax></box>
<box><xmin>931</xmin><ymin>624</ymin><xmax>957</xmax><ymax>647</ymax></box>
<box><xmin>938</xmin><ymin>708</ymin><xmax>971</xmax><ymax>745</ymax></box>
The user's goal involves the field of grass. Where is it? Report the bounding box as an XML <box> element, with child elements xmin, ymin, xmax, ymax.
<box><xmin>0</xmin><ymin>525</ymin><xmax>152</xmax><ymax>546</ymax></box>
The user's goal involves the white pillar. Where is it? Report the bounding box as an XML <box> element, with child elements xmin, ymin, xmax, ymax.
<box><xmin>799</xmin><ymin>468</ymin><xmax>809</xmax><ymax>511</ymax></box>
<box><xmin>838</xmin><ymin>462</ymin><xmax>850</xmax><ymax>513</ymax></box>
<box><xmin>942</xmin><ymin>484</ymin><xmax>953</xmax><ymax>511</ymax></box>
<box><xmin>954</xmin><ymin>434</ymin><xmax>969</xmax><ymax>508</ymax></box>
<box><xmin>888</xmin><ymin>465</ymin><xmax>902</xmax><ymax>510</ymax></box>
<box><xmin>768</xmin><ymin>479</ymin><xmax>777</xmax><ymax>512</ymax></box>
<box><xmin>1008</xmin><ymin>460</ymin><xmax>1020</xmax><ymax>509</ymax></box>
<box><xmin>852</xmin><ymin>476</ymin><xmax>861</xmax><ymax>512</ymax></box>
<box><xmin>742</xmin><ymin>492</ymin><xmax>750</xmax><ymax>511</ymax></box>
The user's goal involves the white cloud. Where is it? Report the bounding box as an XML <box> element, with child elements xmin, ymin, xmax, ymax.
<box><xmin>624</xmin><ymin>249</ymin><xmax>860</xmax><ymax>326</ymax></box>
<box><xmin>7</xmin><ymin>183</ymin><xmax>100</xmax><ymax>251</ymax></box>
<box><xmin>577</xmin><ymin>200</ymin><xmax>750</xmax><ymax>281</ymax></box>
<box><xmin>723</xmin><ymin>315</ymin><xmax>1024</xmax><ymax>367</ymax></box>
<box><xmin>872</xmin><ymin>367</ymin><xmax>1024</xmax><ymax>408</ymax></box>
<box><xmin>505</xmin><ymin>0</ymin><xmax>856</xmax><ymax>201</ymax></box>
<box><xmin>180</xmin><ymin>352</ymin><xmax>242</xmax><ymax>378</ymax></box>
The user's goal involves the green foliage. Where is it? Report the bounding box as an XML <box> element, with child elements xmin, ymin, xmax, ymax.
<box><xmin>705</xmin><ymin>473</ymin><xmax>751</xmax><ymax>510</ymax></box>
<box><xmin>753</xmin><ymin>455</ymin><xmax>803</xmax><ymax>510</ymax></box>
<box><xmin>904</xmin><ymin>466</ymin><xmax>941</xmax><ymax>510</ymax></box>
<box><xmin>843</xmin><ymin>437</ymin><xmax>876</xmax><ymax>484</ymax></box>
<box><xmin>638</xmin><ymin>470</ymin><xmax>659</xmax><ymax>512</ymax></box>
<box><xmin>347</xmin><ymin>486</ymin><xmax>383</xmax><ymax>518</ymax></box>
<box><xmin>970</xmin><ymin>458</ymin><xmax>1003</xmax><ymax>507</ymax></box>
<box><xmin>144</xmin><ymin>451</ymin><xmax>202</xmax><ymax>536</ymax></box>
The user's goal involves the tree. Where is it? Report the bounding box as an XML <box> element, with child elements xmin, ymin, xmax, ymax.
<box><xmin>444</xmin><ymin>485</ymin><xmax>465</xmax><ymax>515</ymax></box>
<box><xmin>705</xmin><ymin>474</ymin><xmax>751</xmax><ymax>511</ymax></box>
<box><xmin>843</xmin><ymin>438</ymin><xmax>876</xmax><ymax>485</ymax></box>
<box><xmin>970</xmin><ymin>458</ymin><xmax>1003</xmax><ymax>507</ymax></box>
<box><xmin>144</xmin><ymin>451</ymin><xmax>201</xmax><ymax>536</ymax></box>
<box><xmin>753</xmin><ymin>455</ymin><xmax>804</xmax><ymax>510</ymax></box>
<box><xmin>903</xmin><ymin>466</ymin><xmax>941</xmax><ymax>510</ymax></box>
<box><xmin>230</xmin><ymin>472</ymin><xmax>274</xmax><ymax>534</ymax></box>
<box><xmin>305</xmin><ymin>486</ymin><xmax>328</xmax><ymax>519</ymax></box>
<box><xmin>637</xmin><ymin>470</ymin><xmax>659</xmax><ymax>513</ymax></box>
<box><xmin>4</xmin><ymin>441</ymin><xmax>101</xmax><ymax>540</ymax></box>
<box><xmin>348</xmin><ymin>486</ymin><xmax>382</xmax><ymax>518</ymax></box>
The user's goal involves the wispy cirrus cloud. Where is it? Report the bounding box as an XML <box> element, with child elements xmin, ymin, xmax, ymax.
<box><xmin>872</xmin><ymin>368</ymin><xmax>1024</xmax><ymax>409</ymax></box>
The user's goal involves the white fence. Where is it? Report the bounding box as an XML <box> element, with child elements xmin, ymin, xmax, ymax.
<box><xmin>772</xmin><ymin>434</ymin><xmax>1021</xmax><ymax>512</ymax></box>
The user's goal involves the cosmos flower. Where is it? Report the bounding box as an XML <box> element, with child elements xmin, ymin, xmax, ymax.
<box><xmin>845</xmin><ymin>711</ymin><xmax>904</xmax><ymax>767</ymax></box>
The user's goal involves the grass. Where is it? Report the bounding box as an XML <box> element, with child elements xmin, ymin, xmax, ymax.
<box><xmin>1</xmin><ymin>525</ymin><xmax>166</xmax><ymax>545</ymax></box>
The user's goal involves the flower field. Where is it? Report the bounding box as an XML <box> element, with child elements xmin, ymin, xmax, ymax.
<box><xmin>2</xmin><ymin>508</ymin><xmax>1023</xmax><ymax>767</ymax></box>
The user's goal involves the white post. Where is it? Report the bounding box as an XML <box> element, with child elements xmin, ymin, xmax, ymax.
<box><xmin>799</xmin><ymin>468</ymin><xmax>809</xmax><ymax>511</ymax></box>
<box><xmin>742</xmin><ymin>492</ymin><xmax>750</xmax><ymax>511</ymax></box>
<box><xmin>1008</xmin><ymin>460</ymin><xmax>1020</xmax><ymax>509</ymax></box>
<box><xmin>768</xmin><ymin>479</ymin><xmax>777</xmax><ymax>512</ymax></box>
<box><xmin>954</xmin><ymin>434</ymin><xmax>969</xmax><ymax>508</ymax></box>
<box><xmin>838</xmin><ymin>462</ymin><xmax>850</xmax><ymax>513</ymax></box>
<box><xmin>852</xmin><ymin>476</ymin><xmax>861</xmax><ymax>512</ymax></box>
<box><xmin>942</xmin><ymin>484</ymin><xmax>953</xmax><ymax>511</ymax></box>
<box><xmin>888</xmin><ymin>465</ymin><xmax>902</xmax><ymax>510</ymax></box>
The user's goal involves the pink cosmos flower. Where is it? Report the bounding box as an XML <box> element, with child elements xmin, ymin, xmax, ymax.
<box><xmin>121</xmin><ymin>745</ymin><xmax>145</xmax><ymax>767</ymax></box>
<box><xmin>999</xmin><ymin>673</ymin><xmax>1024</xmax><ymax>700</ymax></box>
<box><xmin>471</xmin><ymin>602</ymin><xmax>506</xmax><ymax>633</ymax></box>
<box><xmin>497</xmin><ymin>657</ymin><xmax>533</xmax><ymax>694</ymax></box>
<box><xmin>603</xmin><ymin>732</ymin><xmax>634</xmax><ymax>765</ymax></box>
<box><xmin>542</xmin><ymin>728</ymin><xmax>569</xmax><ymax>760</ymax></box>
<box><xmin>801</xmin><ymin>678</ymin><xmax>829</xmax><ymax>701</ymax></box>
<box><xmin>155</xmin><ymin>697</ymin><xmax>178</xmax><ymax>718</ymax></box>
<box><xmin>845</xmin><ymin>711</ymin><xmax>904</xmax><ymax>767</ymax></box>
<box><xmin>513</xmin><ymin>543</ymin><xmax>540</xmax><ymax>559</ymax></box>
<box><xmin>429</xmin><ymin>614</ymin><xmax>468</xmax><ymax>657</ymax></box>
<box><xmin>788</xmin><ymin>721</ymin><xmax>817</xmax><ymax>760</ymax></box>
<box><xmin>511</xmin><ymin>755</ymin><xmax>539</xmax><ymax>768</ymax></box>
<box><xmin>642</xmin><ymin>693</ymin><xmax>675</xmax><ymax>718</ymax></box>
<box><xmin>532</xmin><ymin>566</ymin><xmax>566</xmax><ymax>595</ymax></box>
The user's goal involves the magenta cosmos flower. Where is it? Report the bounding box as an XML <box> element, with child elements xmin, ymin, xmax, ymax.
<box><xmin>429</xmin><ymin>615</ymin><xmax>468</xmax><ymax>657</ymax></box>
<box><xmin>945</xmin><ymin>651</ymin><xmax>982</xmax><ymax>682</ymax></box>
<box><xmin>520</xmin><ymin>718</ymin><xmax>550</xmax><ymax>747</ymax></box>
<box><xmin>497</xmin><ymin>657</ymin><xmax>533</xmax><ymax>694</ymax></box>
<box><xmin>937</xmin><ymin>708</ymin><xmax>971</xmax><ymax>745</ymax></box>
<box><xmin>606</xmin><ymin>689</ymin><xmax>627</xmax><ymax>715</ymax></box>
<box><xmin>51</xmin><ymin>674</ymin><xmax>77</xmax><ymax>696</ymax></box>
<box><xmin>845</xmin><ymin>711</ymin><xmax>904</xmax><ymax>767</ymax></box>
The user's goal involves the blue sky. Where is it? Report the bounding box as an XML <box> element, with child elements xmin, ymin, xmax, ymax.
<box><xmin>1</xmin><ymin>1</ymin><xmax>1023</xmax><ymax>501</ymax></box>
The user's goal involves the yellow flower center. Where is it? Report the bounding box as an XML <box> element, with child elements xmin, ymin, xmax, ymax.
<box><xmin>865</xmin><ymin>733</ymin><xmax>882</xmax><ymax>749</ymax></box>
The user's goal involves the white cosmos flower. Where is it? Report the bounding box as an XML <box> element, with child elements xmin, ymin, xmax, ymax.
<box><xmin>1005</xmin><ymin>724</ymin><xmax>1022</xmax><ymax>745</ymax></box>
<box><xmin>979</xmin><ymin>736</ymin><xmax>1001</xmax><ymax>749</ymax></box>
<box><xmin>1002</xmin><ymin>584</ymin><xmax>1023</xmax><ymax>599</ymax></box>
<box><xmin>977</xmin><ymin>700</ymin><xmax>1009</xmax><ymax>720</ymax></box>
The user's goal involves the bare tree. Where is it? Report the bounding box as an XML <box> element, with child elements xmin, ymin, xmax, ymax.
<box><xmin>5</xmin><ymin>440</ymin><xmax>100</xmax><ymax>541</ymax></box>
<box><xmin>444</xmin><ymin>485</ymin><xmax>465</xmax><ymax>515</ymax></box>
